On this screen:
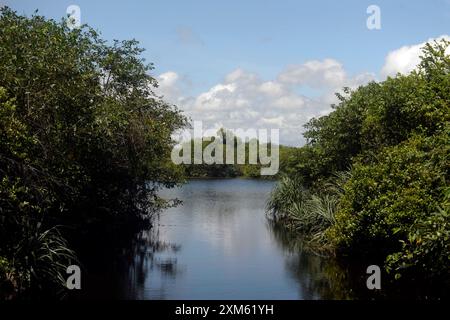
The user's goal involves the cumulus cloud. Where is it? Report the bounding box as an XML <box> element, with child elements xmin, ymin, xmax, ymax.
<box><xmin>157</xmin><ymin>71</ymin><xmax>180</xmax><ymax>99</ymax></box>
<box><xmin>381</xmin><ymin>35</ymin><xmax>449</xmax><ymax>78</ymax></box>
<box><xmin>156</xmin><ymin>36</ymin><xmax>449</xmax><ymax>146</ymax></box>
<box><xmin>259</xmin><ymin>81</ymin><xmax>285</xmax><ymax>97</ymax></box>
<box><xmin>156</xmin><ymin>61</ymin><xmax>373</xmax><ymax>146</ymax></box>
<box><xmin>157</xmin><ymin>71</ymin><xmax>194</xmax><ymax>107</ymax></box>
<box><xmin>278</xmin><ymin>59</ymin><xmax>347</xmax><ymax>88</ymax></box>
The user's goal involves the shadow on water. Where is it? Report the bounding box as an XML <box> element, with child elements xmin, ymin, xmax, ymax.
<box><xmin>265</xmin><ymin>222</ymin><xmax>363</xmax><ymax>300</ymax></box>
<box><xmin>70</xmin><ymin>223</ymin><xmax>184</xmax><ymax>300</ymax></box>
<box><xmin>267</xmin><ymin>221</ymin><xmax>450</xmax><ymax>300</ymax></box>
<box><xmin>69</xmin><ymin>179</ymin><xmax>447</xmax><ymax>300</ymax></box>
<box><xmin>70</xmin><ymin>179</ymin><xmax>372</xmax><ymax>300</ymax></box>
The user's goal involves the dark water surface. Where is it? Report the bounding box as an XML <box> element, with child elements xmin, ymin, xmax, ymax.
<box><xmin>76</xmin><ymin>179</ymin><xmax>375</xmax><ymax>300</ymax></box>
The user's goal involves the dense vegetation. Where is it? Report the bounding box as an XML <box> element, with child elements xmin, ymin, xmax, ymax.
<box><xmin>0</xmin><ymin>8</ymin><xmax>187</xmax><ymax>298</ymax></box>
<box><xmin>267</xmin><ymin>40</ymin><xmax>450</xmax><ymax>286</ymax></box>
<box><xmin>181</xmin><ymin>129</ymin><xmax>297</xmax><ymax>178</ymax></box>
<box><xmin>1</xmin><ymin>6</ymin><xmax>448</xmax><ymax>300</ymax></box>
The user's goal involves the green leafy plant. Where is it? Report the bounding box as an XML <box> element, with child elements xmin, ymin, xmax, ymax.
<box><xmin>0</xmin><ymin>7</ymin><xmax>187</xmax><ymax>298</ymax></box>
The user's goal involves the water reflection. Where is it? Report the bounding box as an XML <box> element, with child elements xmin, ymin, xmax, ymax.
<box><xmin>75</xmin><ymin>179</ymin><xmax>446</xmax><ymax>300</ymax></box>
<box><xmin>123</xmin><ymin>228</ymin><xmax>185</xmax><ymax>299</ymax></box>
<box><xmin>76</xmin><ymin>179</ymin><xmax>338</xmax><ymax>299</ymax></box>
<box><xmin>76</xmin><ymin>179</ymin><xmax>368</xmax><ymax>300</ymax></box>
<box><xmin>266</xmin><ymin>222</ymin><xmax>357</xmax><ymax>299</ymax></box>
<box><xmin>71</xmin><ymin>223</ymin><xmax>185</xmax><ymax>300</ymax></box>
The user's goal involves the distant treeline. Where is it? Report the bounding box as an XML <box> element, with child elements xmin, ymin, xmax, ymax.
<box><xmin>177</xmin><ymin>129</ymin><xmax>298</xmax><ymax>178</ymax></box>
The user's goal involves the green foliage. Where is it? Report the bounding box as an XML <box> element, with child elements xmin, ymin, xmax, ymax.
<box><xmin>385</xmin><ymin>187</ymin><xmax>450</xmax><ymax>282</ymax></box>
<box><xmin>267</xmin><ymin>172</ymin><xmax>349</xmax><ymax>249</ymax></box>
<box><xmin>0</xmin><ymin>7</ymin><xmax>187</xmax><ymax>297</ymax></box>
<box><xmin>328</xmin><ymin>130</ymin><xmax>449</xmax><ymax>257</ymax></box>
<box><xmin>295</xmin><ymin>39</ymin><xmax>450</xmax><ymax>187</ymax></box>
<box><xmin>183</xmin><ymin>137</ymin><xmax>241</xmax><ymax>178</ymax></box>
<box><xmin>266</xmin><ymin>175</ymin><xmax>308</xmax><ymax>221</ymax></box>
<box><xmin>182</xmin><ymin>130</ymin><xmax>290</xmax><ymax>179</ymax></box>
<box><xmin>268</xmin><ymin>39</ymin><xmax>450</xmax><ymax>285</ymax></box>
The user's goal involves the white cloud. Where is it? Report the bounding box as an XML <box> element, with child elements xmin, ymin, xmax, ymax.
<box><xmin>157</xmin><ymin>71</ymin><xmax>183</xmax><ymax>103</ymax></box>
<box><xmin>155</xmin><ymin>57</ymin><xmax>376</xmax><ymax>146</ymax></box>
<box><xmin>278</xmin><ymin>59</ymin><xmax>347</xmax><ymax>88</ymax></box>
<box><xmin>273</xmin><ymin>95</ymin><xmax>306</xmax><ymax>109</ymax></box>
<box><xmin>158</xmin><ymin>71</ymin><xmax>179</xmax><ymax>86</ymax></box>
<box><xmin>259</xmin><ymin>81</ymin><xmax>285</xmax><ymax>97</ymax></box>
<box><xmin>196</xmin><ymin>83</ymin><xmax>238</xmax><ymax>111</ymax></box>
<box><xmin>381</xmin><ymin>35</ymin><xmax>449</xmax><ymax>78</ymax></box>
<box><xmin>157</xmin><ymin>36</ymin><xmax>450</xmax><ymax>146</ymax></box>
<box><xmin>260</xmin><ymin>116</ymin><xmax>284</xmax><ymax>127</ymax></box>
<box><xmin>156</xmin><ymin>64</ymin><xmax>374</xmax><ymax>146</ymax></box>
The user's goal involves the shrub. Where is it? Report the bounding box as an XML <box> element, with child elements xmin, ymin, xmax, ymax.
<box><xmin>0</xmin><ymin>8</ymin><xmax>187</xmax><ymax>297</ymax></box>
<box><xmin>328</xmin><ymin>129</ymin><xmax>449</xmax><ymax>277</ymax></box>
<box><xmin>386</xmin><ymin>187</ymin><xmax>450</xmax><ymax>282</ymax></box>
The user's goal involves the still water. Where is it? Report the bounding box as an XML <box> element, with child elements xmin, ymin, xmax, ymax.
<box><xmin>77</xmin><ymin>179</ymin><xmax>368</xmax><ymax>300</ymax></box>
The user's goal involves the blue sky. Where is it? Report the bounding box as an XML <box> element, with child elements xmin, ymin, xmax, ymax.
<box><xmin>3</xmin><ymin>0</ymin><xmax>449</xmax><ymax>145</ymax></box>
